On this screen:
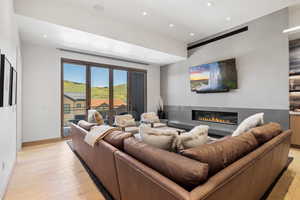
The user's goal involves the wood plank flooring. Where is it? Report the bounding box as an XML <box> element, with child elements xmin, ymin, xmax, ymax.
<box><xmin>3</xmin><ymin>141</ymin><xmax>300</xmax><ymax>200</ymax></box>
<box><xmin>4</xmin><ymin>141</ymin><xmax>105</xmax><ymax>200</ymax></box>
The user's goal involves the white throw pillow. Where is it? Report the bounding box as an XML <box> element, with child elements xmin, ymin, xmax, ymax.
<box><xmin>232</xmin><ymin>113</ymin><xmax>264</xmax><ymax>137</ymax></box>
<box><xmin>177</xmin><ymin>125</ymin><xmax>209</xmax><ymax>150</ymax></box>
<box><xmin>139</xmin><ymin>124</ymin><xmax>178</xmax><ymax>151</ymax></box>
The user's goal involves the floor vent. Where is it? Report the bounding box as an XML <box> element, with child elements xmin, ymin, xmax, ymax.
<box><xmin>188</xmin><ymin>26</ymin><xmax>248</xmax><ymax>51</ymax></box>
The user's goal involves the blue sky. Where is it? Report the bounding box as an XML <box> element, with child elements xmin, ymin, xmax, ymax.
<box><xmin>64</xmin><ymin>63</ymin><xmax>127</xmax><ymax>87</ymax></box>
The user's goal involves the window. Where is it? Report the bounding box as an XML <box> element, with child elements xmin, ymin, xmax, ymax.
<box><xmin>62</xmin><ymin>59</ymin><xmax>147</xmax><ymax>137</ymax></box>
<box><xmin>63</xmin><ymin>63</ymin><xmax>87</xmax><ymax>127</ymax></box>
<box><xmin>64</xmin><ymin>104</ymin><xmax>71</xmax><ymax>114</ymax></box>
<box><xmin>90</xmin><ymin>67</ymin><xmax>109</xmax><ymax>119</ymax></box>
<box><xmin>113</xmin><ymin>69</ymin><xmax>128</xmax><ymax>113</ymax></box>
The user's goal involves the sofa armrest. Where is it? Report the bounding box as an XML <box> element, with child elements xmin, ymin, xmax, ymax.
<box><xmin>190</xmin><ymin>130</ymin><xmax>292</xmax><ymax>200</ymax></box>
<box><xmin>115</xmin><ymin>151</ymin><xmax>190</xmax><ymax>200</ymax></box>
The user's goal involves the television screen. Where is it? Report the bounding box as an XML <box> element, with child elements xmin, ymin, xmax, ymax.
<box><xmin>190</xmin><ymin>58</ymin><xmax>237</xmax><ymax>93</ymax></box>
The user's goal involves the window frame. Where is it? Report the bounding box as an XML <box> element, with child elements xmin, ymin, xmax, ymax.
<box><xmin>63</xmin><ymin>104</ymin><xmax>71</xmax><ymax>114</ymax></box>
<box><xmin>61</xmin><ymin>58</ymin><xmax>147</xmax><ymax>137</ymax></box>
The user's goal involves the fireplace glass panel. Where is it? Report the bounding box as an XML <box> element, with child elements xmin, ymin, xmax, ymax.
<box><xmin>192</xmin><ymin>110</ymin><xmax>238</xmax><ymax>125</ymax></box>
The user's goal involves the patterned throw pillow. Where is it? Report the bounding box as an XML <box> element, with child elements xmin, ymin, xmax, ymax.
<box><xmin>176</xmin><ymin>125</ymin><xmax>209</xmax><ymax>150</ymax></box>
<box><xmin>88</xmin><ymin>110</ymin><xmax>104</xmax><ymax>125</ymax></box>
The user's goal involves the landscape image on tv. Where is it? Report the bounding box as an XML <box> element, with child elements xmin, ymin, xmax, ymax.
<box><xmin>190</xmin><ymin>58</ymin><xmax>237</xmax><ymax>93</ymax></box>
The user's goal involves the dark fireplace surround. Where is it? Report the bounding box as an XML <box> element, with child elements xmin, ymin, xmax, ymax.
<box><xmin>192</xmin><ymin>110</ymin><xmax>238</xmax><ymax>125</ymax></box>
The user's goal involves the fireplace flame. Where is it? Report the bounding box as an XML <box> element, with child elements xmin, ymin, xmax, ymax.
<box><xmin>199</xmin><ymin>117</ymin><xmax>231</xmax><ymax>124</ymax></box>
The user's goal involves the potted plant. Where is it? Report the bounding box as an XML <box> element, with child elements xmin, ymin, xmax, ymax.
<box><xmin>157</xmin><ymin>97</ymin><xmax>166</xmax><ymax>119</ymax></box>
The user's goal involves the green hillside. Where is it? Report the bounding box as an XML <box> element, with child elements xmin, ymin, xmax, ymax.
<box><xmin>64</xmin><ymin>80</ymin><xmax>127</xmax><ymax>101</ymax></box>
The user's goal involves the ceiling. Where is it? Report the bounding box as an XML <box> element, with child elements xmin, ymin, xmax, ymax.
<box><xmin>17</xmin><ymin>15</ymin><xmax>186</xmax><ymax>65</ymax></box>
<box><xmin>24</xmin><ymin>0</ymin><xmax>300</xmax><ymax>43</ymax></box>
<box><xmin>16</xmin><ymin>0</ymin><xmax>300</xmax><ymax>65</ymax></box>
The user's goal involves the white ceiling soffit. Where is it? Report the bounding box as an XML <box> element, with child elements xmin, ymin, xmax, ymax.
<box><xmin>17</xmin><ymin>15</ymin><xmax>186</xmax><ymax>65</ymax></box>
<box><xmin>15</xmin><ymin>0</ymin><xmax>300</xmax><ymax>44</ymax></box>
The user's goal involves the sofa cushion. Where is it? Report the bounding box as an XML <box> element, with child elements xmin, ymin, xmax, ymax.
<box><xmin>139</xmin><ymin>124</ymin><xmax>178</xmax><ymax>151</ymax></box>
<box><xmin>103</xmin><ymin>131</ymin><xmax>133</xmax><ymax>150</ymax></box>
<box><xmin>181</xmin><ymin>132</ymin><xmax>258</xmax><ymax>176</ymax></box>
<box><xmin>232</xmin><ymin>113</ymin><xmax>264</xmax><ymax>136</ymax></box>
<box><xmin>176</xmin><ymin>125</ymin><xmax>209</xmax><ymax>150</ymax></box>
<box><xmin>124</xmin><ymin>137</ymin><xmax>209</xmax><ymax>190</ymax></box>
<box><xmin>114</xmin><ymin>114</ymin><xmax>136</xmax><ymax>127</ymax></box>
<box><xmin>77</xmin><ymin>120</ymin><xmax>97</xmax><ymax>131</ymax></box>
<box><xmin>152</xmin><ymin>122</ymin><xmax>167</xmax><ymax>128</ymax></box>
<box><xmin>250</xmin><ymin>122</ymin><xmax>282</xmax><ymax>144</ymax></box>
<box><xmin>141</xmin><ymin>112</ymin><xmax>160</xmax><ymax>123</ymax></box>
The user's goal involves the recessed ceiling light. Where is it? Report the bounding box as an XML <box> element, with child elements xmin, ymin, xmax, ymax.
<box><xmin>169</xmin><ymin>24</ymin><xmax>175</xmax><ymax>28</ymax></box>
<box><xmin>207</xmin><ymin>2</ymin><xmax>213</xmax><ymax>7</ymax></box>
<box><xmin>43</xmin><ymin>34</ymin><xmax>48</xmax><ymax>38</ymax></box>
<box><xmin>190</xmin><ymin>33</ymin><xmax>195</xmax><ymax>36</ymax></box>
<box><xmin>226</xmin><ymin>17</ymin><xmax>231</xmax><ymax>21</ymax></box>
<box><xmin>142</xmin><ymin>11</ymin><xmax>148</xmax><ymax>16</ymax></box>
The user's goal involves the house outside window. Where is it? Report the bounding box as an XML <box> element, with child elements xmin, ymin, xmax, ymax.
<box><xmin>76</xmin><ymin>103</ymin><xmax>81</xmax><ymax>108</ymax></box>
<box><xmin>64</xmin><ymin>104</ymin><xmax>71</xmax><ymax>114</ymax></box>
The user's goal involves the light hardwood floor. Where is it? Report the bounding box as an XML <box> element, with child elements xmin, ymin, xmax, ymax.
<box><xmin>4</xmin><ymin>141</ymin><xmax>105</xmax><ymax>200</ymax></box>
<box><xmin>4</xmin><ymin>141</ymin><xmax>300</xmax><ymax>200</ymax></box>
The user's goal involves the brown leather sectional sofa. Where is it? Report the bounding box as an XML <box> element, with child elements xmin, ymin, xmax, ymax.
<box><xmin>70</xmin><ymin>123</ymin><xmax>291</xmax><ymax>200</ymax></box>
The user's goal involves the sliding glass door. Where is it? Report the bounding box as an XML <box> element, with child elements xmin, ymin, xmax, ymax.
<box><xmin>113</xmin><ymin>69</ymin><xmax>128</xmax><ymax>114</ymax></box>
<box><xmin>62</xmin><ymin>63</ymin><xmax>87</xmax><ymax>133</ymax></box>
<box><xmin>90</xmin><ymin>66</ymin><xmax>110</xmax><ymax>121</ymax></box>
<box><xmin>61</xmin><ymin>59</ymin><xmax>146</xmax><ymax>137</ymax></box>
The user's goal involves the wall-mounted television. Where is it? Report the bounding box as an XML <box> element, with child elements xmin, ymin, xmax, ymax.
<box><xmin>190</xmin><ymin>58</ymin><xmax>238</xmax><ymax>93</ymax></box>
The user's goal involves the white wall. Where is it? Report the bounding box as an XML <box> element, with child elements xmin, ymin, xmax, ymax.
<box><xmin>21</xmin><ymin>43</ymin><xmax>160</xmax><ymax>142</ymax></box>
<box><xmin>0</xmin><ymin>0</ymin><xmax>22</xmax><ymax>198</ymax></box>
<box><xmin>289</xmin><ymin>4</ymin><xmax>300</xmax><ymax>28</ymax></box>
<box><xmin>161</xmin><ymin>9</ymin><xmax>289</xmax><ymax>110</ymax></box>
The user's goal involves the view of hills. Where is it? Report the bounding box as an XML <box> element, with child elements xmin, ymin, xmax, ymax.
<box><xmin>64</xmin><ymin>80</ymin><xmax>127</xmax><ymax>101</ymax></box>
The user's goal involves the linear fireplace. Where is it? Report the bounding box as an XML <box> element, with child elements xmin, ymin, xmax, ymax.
<box><xmin>192</xmin><ymin>110</ymin><xmax>238</xmax><ymax>125</ymax></box>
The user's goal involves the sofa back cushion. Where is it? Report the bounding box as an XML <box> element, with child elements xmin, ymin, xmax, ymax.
<box><xmin>103</xmin><ymin>131</ymin><xmax>132</xmax><ymax>150</ymax></box>
<box><xmin>77</xmin><ymin>120</ymin><xmax>97</xmax><ymax>131</ymax></box>
<box><xmin>250</xmin><ymin>122</ymin><xmax>282</xmax><ymax>144</ymax></box>
<box><xmin>181</xmin><ymin>132</ymin><xmax>258</xmax><ymax>176</ymax></box>
<box><xmin>124</xmin><ymin>137</ymin><xmax>209</xmax><ymax>190</ymax></box>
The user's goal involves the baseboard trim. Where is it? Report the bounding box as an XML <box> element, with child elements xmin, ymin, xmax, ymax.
<box><xmin>22</xmin><ymin>137</ymin><xmax>64</xmax><ymax>147</ymax></box>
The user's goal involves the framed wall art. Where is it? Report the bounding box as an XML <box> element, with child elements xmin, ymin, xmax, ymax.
<box><xmin>0</xmin><ymin>54</ymin><xmax>12</xmax><ymax>107</ymax></box>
